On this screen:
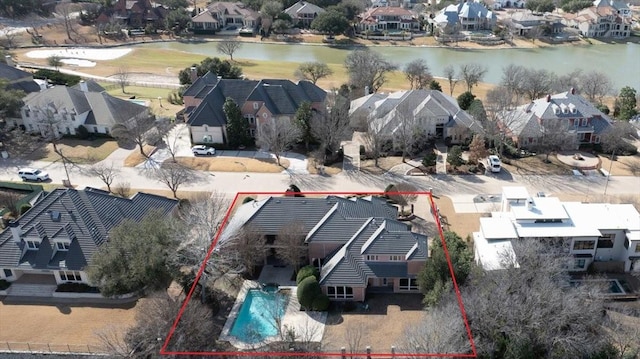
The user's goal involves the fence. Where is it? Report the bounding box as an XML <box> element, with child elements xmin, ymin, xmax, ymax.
<box><xmin>0</xmin><ymin>342</ymin><xmax>107</xmax><ymax>356</ymax></box>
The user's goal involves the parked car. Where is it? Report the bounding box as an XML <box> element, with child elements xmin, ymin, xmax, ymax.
<box><xmin>191</xmin><ymin>145</ymin><xmax>216</xmax><ymax>156</ymax></box>
<box><xmin>18</xmin><ymin>168</ymin><xmax>50</xmax><ymax>182</ymax></box>
<box><xmin>487</xmin><ymin>155</ymin><xmax>502</xmax><ymax>173</ymax></box>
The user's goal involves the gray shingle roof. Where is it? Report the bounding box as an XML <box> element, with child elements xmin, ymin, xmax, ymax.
<box><xmin>71</xmin><ymin>80</ymin><xmax>106</xmax><ymax>93</ymax></box>
<box><xmin>0</xmin><ymin>188</ymin><xmax>178</xmax><ymax>271</ymax></box>
<box><xmin>185</xmin><ymin>77</ymin><xmax>326</xmax><ymax>128</ymax></box>
<box><xmin>183</xmin><ymin>71</ymin><xmax>220</xmax><ymax>98</ymax></box>
<box><xmin>0</xmin><ymin>63</ymin><xmax>32</xmax><ymax>82</ymax></box>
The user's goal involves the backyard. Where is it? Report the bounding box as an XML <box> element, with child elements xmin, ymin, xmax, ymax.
<box><xmin>25</xmin><ymin>138</ymin><xmax>120</xmax><ymax>165</ymax></box>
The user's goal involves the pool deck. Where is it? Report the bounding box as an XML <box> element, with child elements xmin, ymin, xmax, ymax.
<box><xmin>219</xmin><ymin>280</ymin><xmax>326</xmax><ymax>350</ymax></box>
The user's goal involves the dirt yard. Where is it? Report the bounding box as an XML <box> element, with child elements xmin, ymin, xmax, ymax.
<box><xmin>598</xmin><ymin>153</ymin><xmax>640</xmax><ymax>176</ymax></box>
<box><xmin>432</xmin><ymin>196</ymin><xmax>483</xmax><ymax>242</ymax></box>
<box><xmin>26</xmin><ymin>139</ymin><xmax>120</xmax><ymax>165</ymax></box>
<box><xmin>0</xmin><ymin>299</ymin><xmax>142</xmax><ymax>352</ymax></box>
<box><xmin>360</xmin><ymin>157</ymin><xmax>405</xmax><ymax>175</ymax></box>
<box><xmin>501</xmin><ymin>154</ymin><xmax>574</xmax><ymax>176</ymax></box>
<box><xmin>174</xmin><ymin>156</ymin><xmax>289</xmax><ymax>173</ymax></box>
<box><xmin>322</xmin><ymin>294</ymin><xmax>426</xmax><ymax>354</ymax></box>
<box><xmin>123</xmin><ymin>145</ymin><xmax>157</xmax><ymax>167</ymax></box>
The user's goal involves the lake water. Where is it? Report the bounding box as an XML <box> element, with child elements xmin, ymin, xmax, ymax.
<box><xmin>135</xmin><ymin>41</ymin><xmax>640</xmax><ymax>89</ymax></box>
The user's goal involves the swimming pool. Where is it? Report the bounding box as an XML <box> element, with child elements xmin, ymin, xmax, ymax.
<box><xmin>229</xmin><ymin>289</ymin><xmax>289</xmax><ymax>343</ymax></box>
<box><xmin>570</xmin><ymin>279</ymin><xmax>626</xmax><ymax>295</ymax></box>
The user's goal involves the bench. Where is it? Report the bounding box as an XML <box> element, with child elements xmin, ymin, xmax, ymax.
<box><xmin>600</xmin><ymin>168</ymin><xmax>610</xmax><ymax>177</ymax></box>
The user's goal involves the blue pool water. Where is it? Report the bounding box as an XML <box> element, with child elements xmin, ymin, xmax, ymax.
<box><xmin>230</xmin><ymin>289</ymin><xmax>288</xmax><ymax>343</ymax></box>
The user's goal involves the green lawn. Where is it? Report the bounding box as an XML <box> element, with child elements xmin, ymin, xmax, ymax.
<box><xmin>101</xmin><ymin>48</ymin><xmax>208</xmax><ymax>73</ymax></box>
<box><xmin>28</xmin><ymin>138</ymin><xmax>121</xmax><ymax>164</ymax></box>
<box><xmin>101</xmin><ymin>84</ymin><xmax>174</xmax><ymax>100</ymax></box>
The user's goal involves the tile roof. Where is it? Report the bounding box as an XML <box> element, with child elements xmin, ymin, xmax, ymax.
<box><xmin>0</xmin><ymin>188</ymin><xmax>178</xmax><ymax>271</ymax></box>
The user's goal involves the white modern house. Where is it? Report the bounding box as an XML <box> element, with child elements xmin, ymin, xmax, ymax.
<box><xmin>474</xmin><ymin>187</ymin><xmax>640</xmax><ymax>273</ymax></box>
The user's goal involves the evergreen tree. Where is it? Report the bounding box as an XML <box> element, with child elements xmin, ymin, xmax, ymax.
<box><xmin>295</xmin><ymin>102</ymin><xmax>314</xmax><ymax>150</ymax></box>
<box><xmin>615</xmin><ymin>86</ymin><xmax>638</xmax><ymax>121</ymax></box>
<box><xmin>224</xmin><ymin>98</ymin><xmax>251</xmax><ymax>148</ymax></box>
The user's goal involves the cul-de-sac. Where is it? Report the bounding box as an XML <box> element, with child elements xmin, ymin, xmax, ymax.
<box><xmin>0</xmin><ymin>0</ymin><xmax>639</xmax><ymax>358</ymax></box>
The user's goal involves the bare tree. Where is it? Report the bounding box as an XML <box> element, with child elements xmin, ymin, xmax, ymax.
<box><xmin>310</xmin><ymin>92</ymin><xmax>352</xmax><ymax>157</ymax></box>
<box><xmin>362</xmin><ymin>122</ymin><xmax>388</xmax><ymax>167</ymax></box>
<box><xmin>404</xmin><ymin>59</ymin><xmax>433</xmax><ymax>90</ymax></box>
<box><xmin>521</xmin><ymin>68</ymin><xmax>556</xmax><ymax>101</ymax></box>
<box><xmin>115</xmin><ymin>66</ymin><xmax>130</xmax><ymax>94</ymax></box>
<box><xmin>535</xmin><ymin>118</ymin><xmax>579</xmax><ymax>162</ymax></box>
<box><xmin>0</xmin><ymin>32</ymin><xmax>19</xmax><ymax>49</ymax></box>
<box><xmin>344</xmin><ymin>319</ymin><xmax>366</xmax><ymax>358</ymax></box>
<box><xmin>484</xmin><ymin>85</ymin><xmax>520</xmax><ymax>156</ymax></box>
<box><xmin>401</xmin><ymin>300</ymin><xmax>469</xmax><ymax>355</ymax></box>
<box><xmin>151</xmin><ymin>162</ymin><xmax>193</xmax><ymax>199</ymax></box>
<box><xmin>344</xmin><ymin>48</ymin><xmax>397</xmax><ymax>93</ymax></box>
<box><xmin>47</xmin><ymin>55</ymin><xmax>62</xmax><ymax>70</ymax></box>
<box><xmin>225</xmin><ymin>226</ymin><xmax>268</xmax><ymax>277</ymax></box>
<box><xmin>294</xmin><ymin>61</ymin><xmax>334</xmax><ymax>85</ymax></box>
<box><xmin>0</xmin><ymin>191</ymin><xmax>21</xmax><ymax>217</ymax></box>
<box><xmin>600</xmin><ymin>121</ymin><xmax>637</xmax><ymax>161</ymax></box>
<box><xmin>603</xmin><ymin>310</ymin><xmax>640</xmax><ymax>359</ymax></box>
<box><xmin>500</xmin><ymin>64</ymin><xmax>527</xmax><ymax>103</ymax></box>
<box><xmin>216</xmin><ymin>39</ymin><xmax>242</xmax><ymax>61</ymax></box>
<box><xmin>577</xmin><ymin>70</ymin><xmax>613</xmax><ymax>104</ymax></box>
<box><xmin>459</xmin><ymin>63</ymin><xmax>487</xmax><ymax>93</ymax></box>
<box><xmin>460</xmin><ymin>240</ymin><xmax>609</xmax><ymax>358</ymax></box>
<box><xmin>443</xmin><ymin>65</ymin><xmax>458</xmax><ymax>96</ymax></box>
<box><xmin>111</xmin><ymin>116</ymin><xmax>158</xmax><ymax>158</ymax></box>
<box><xmin>255</xmin><ymin>118</ymin><xmax>300</xmax><ymax>167</ymax></box>
<box><xmin>98</xmin><ymin>291</ymin><xmax>217</xmax><ymax>357</ymax></box>
<box><xmin>275</xmin><ymin>222</ymin><xmax>307</xmax><ymax>271</ymax></box>
<box><xmin>59</xmin><ymin>2</ymin><xmax>77</xmax><ymax>41</ymax></box>
<box><xmin>156</xmin><ymin>119</ymin><xmax>182</xmax><ymax>163</ymax></box>
<box><xmin>392</xmin><ymin>107</ymin><xmax>421</xmax><ymax>162</ymax></box>
<box><xmin>87</xmin><ymin>163</ymin><xmax>120</xmax><ymax>193</ymax></box>
<box><xmin>552</xmin><ymin>69</ymin><xmax>582</xmax><ymax>94</ymax></box>
<box><xmin>113</xmin><ymin>181</ymin><xmax>131</xmax><ymax>198</ymax></box>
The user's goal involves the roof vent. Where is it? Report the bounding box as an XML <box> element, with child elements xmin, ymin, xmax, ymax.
<box><xmin>51</xmin><ymin>211</ymin><xmax>61</xmax><ymax>222</ymax></box>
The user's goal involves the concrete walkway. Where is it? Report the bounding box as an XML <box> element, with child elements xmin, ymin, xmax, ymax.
<box><xmin>435</xmin><ymin>143</ymin><xmax>448</xmax><ymax>175</ymax></box>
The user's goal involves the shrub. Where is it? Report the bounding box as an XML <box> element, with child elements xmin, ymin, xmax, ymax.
<box><xmin>33</xmin><ymin>69</ymin><xmax>81</xmax><ymax>86</ymax></box>
<box><xmin>76</xmin><ymin>125</ymin><xmax>89</xmax><ymax>140</ymax></box>
<box><xmin>0</xmin><ymin>279</ymin><xmax>10</xmax><ymax>290</ymax></box>
<box><xmin>19</xmin><ymin>204</ymin><xmax>31</xmax><ymax>216</ymax></box>
<box><xmin>447</xmin><ymin>146</ymin><xmax>464</xmax><ymax>167</ymax></box>
<box><xmin>422</xmin><ymin>151</ymin><xmax>437</xmax><ymax>167</ymax></box>
<box><xmin>297</xmin><ymin>276</ymin><xmax>323</xmax><ymax>309</ymax></box>
<box><xmin>56</xmin><ymin>282</ymin><xmax>100</xmax><ymax>293</ymax></box>
<box><xmin>311</xmin><ymin>294</ymin><xmax>330</xmax><ymax>311</ymax></box>
<box><xmin>242</xmin><ymin>197</ymin><xmax>255</xmax><ymax>204</ymax></box>
<box><xmin>113</xmin><ymin>182</ymin><xmax>131</xmax><ymax>198</ymax></box>
<box><xmin>296</xmin><ymin>265</ymin><xmax>319</xmax><ymax>284</ymax></box>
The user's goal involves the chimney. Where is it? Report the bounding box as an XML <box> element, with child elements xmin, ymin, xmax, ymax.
<box><xmin>526</xmin><ymin>198</ymin><xmax>534</xmax><ymax>211</ymax></box>
<box><xmin>79</xmin><ymin>80</ymin><xmax>88</xmax><ymax>92</ymax></box>
<box><xmin>546</xmin><ymin>94</ymin><xmax>551</xmax><ymax>102</ymax></box>
<box><xmin>8</xmin><ymin>220</ymin><xmax>21</xmax><ymax>243</ymax></box>
<box><xmin>190</xmin><ymin>66</ymin><xmax>198</xmax><ymax>83</ymax></box>
<box><xmin>570</xmin><ymin>87</ymin><xmax>575</xmax><ymax>95</ymax></box>
<box><xmin>4</xmin><ymin>55</ymin><xmax>14</xmax><ymax>67</ymax></box>
<box><xmin>365</xmin><ymin>86</ymin><xmax>370</xmax><ymax>96</ymax></box>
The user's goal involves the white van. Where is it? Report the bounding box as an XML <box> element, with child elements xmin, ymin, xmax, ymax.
<box><xmin>487</xmin><ymin>155</ymin><xmax>502</xmax><ymax>173</ymax></box>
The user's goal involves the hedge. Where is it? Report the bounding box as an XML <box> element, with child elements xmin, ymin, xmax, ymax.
<box><xmin>296</xmin><ymin>265</ymin><xmax>319</xmax><ymax>284</ymax></box>
<box><xmin>297</xmin><ymin>276</ymin><xmax>322</xmax><ymax>309</ymax></box>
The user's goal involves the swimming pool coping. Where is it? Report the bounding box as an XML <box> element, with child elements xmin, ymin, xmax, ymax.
<box><xmin>219</xmin><ymin>280</ymin><xmax>327</xmax><ymax>350</ymax></box>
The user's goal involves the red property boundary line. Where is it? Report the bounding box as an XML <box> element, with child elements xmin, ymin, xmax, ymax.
<box><xmin>161</xmin><ymin>191</ymin><xmax>477</xmax><ymax>358</ymax></box>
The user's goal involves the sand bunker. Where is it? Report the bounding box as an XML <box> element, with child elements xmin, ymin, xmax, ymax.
<box><xmin>60</xmin><ymin>59</ymin><xmax>96</xmax><ymax>67</ymax></box>
<box><xmin>25</xmin><ymin>48</ymin><xmax>131</xmax><ymax>61</ymax></box>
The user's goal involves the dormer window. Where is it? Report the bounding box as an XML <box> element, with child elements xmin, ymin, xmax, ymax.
<box><xmin>253</xmin><ymin>102</ymin><xmax>259</xmax><ymax>110</ymax></box>
<box><xmin>365</xmin><ymin>255</ymin><xmax>378</xmax><ymax>261</ymax></box>
<box><xmin>389</xmin><ymin>255</ymin><xmax>403</xmax><ymax>261</ymax></box>
<box><xmin>26</xmin><ymin>240</ymin><xmax>41</xmax><ymax>250</ymax></box>
<box><xmin>56</xmin><ymin>241</ymin><xmax>70</xmax><ymax>251</ymax></box>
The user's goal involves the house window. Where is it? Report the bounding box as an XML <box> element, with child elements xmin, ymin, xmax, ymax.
<box><xmin>574</xmin><ymin>259</ymin><xmax>586</xmax><ymax>269</ymax></box>
<box><xmin>26</xmin><ymin>240</ymin><xmax>40</xmax><ymax>250</ymax></box>
<box><xmin>573</xmin><ymin>240</ymin><xmax>595</xmax><ymax>250</ymax></box>
<box><xmin>581</xmin><ymin>118</ymin><xmax>588</xmax><ymax>126</ymax></box>
<box><xmin>253</xmin><ymin>102</ymin><xmax>259</xmax><ymax>110</ymax></box>
<box><xmin>25</xmin><ymin>109</ymin><xmax>30</xmax><ymax>117</ymax></box>
<box><xmin>262</xmin><ymin>113</ymin><xmax>268</xmax><ymax>118</ymax></box>
<box><xmin>399</xmin><ymin>278</ymin><xmax>419</xmax><ymax>291</ymax></box>
<box><xmin>249</xmin><ymin>129</ymin><xmax>256</xmax><ymax>137</ymax></box>
<box><xmin>105</xmin><ymin>127</ymin><xmax>109</xmax><ymax>134</ymax></box>
<box><xmin>203</xmin><ymin>125</ymin><xmax>209</xmax><ymax>132</ymax></box>
<box><xmin>389</xmin><ymin>255</ymin><xmax>402</xmax><ymax>261</ymax></box>
<box><xmin>56</xmin><ymin>242</ymin><xmax>70</xmax><ymax>251</ymax></box>
<box><xmin>59</xmin><ymin>270</ymin><xmax>82</xmax><ymax>282</ymax></box>
<box><xmin>3</xmin><ymin>269</ymin><xmax>12</xmax><ymax>278</ymax></box>
<box><xmin>635</xmin><ymin>243</ymin><xmax>640</xmax><ymax>253</ymax></box>
<box><xmin>29</xmin><ymin>124</ymin><xmax>34</xmax><ymax>131</ymax></box>
<box><xmin>94</xmin><ymin>126</ymin><xmax>99</xmax><ymax>133</ymax></box>
<box><xmin>327</xmin><ymin>286</ymin><xmax>354</xmax><ymax>299</ymax></box>
<box><xmin>246</xmin><ymin>116</ymin><xmax>255</xmax><ymax>125</ymax></box>
<box><xmin>597</xmin><ymin>234</ymin><xmax>615</xmax><ymax>248</ymax></box>
<box><xmin>365</xmin><ymin>255</ymin><xmax>378</xmax><ymax>261</ymax></box>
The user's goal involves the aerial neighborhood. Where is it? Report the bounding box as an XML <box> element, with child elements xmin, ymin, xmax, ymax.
<box><xmin>0</xmin><ymin>0</ymin><xmax>640</xmax><ymax>357</ymax></box>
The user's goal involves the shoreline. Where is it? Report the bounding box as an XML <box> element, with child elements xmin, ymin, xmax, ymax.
<box><xmin>8</xmin><ymin>32</ymin><xmax>640</xmax><ymax>53</ymax></box>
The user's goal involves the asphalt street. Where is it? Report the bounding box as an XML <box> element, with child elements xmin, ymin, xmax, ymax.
<box><xmin>1</xmin><ymin>156</ymin><xmax>639</xmax><ymax>199</ymax></box>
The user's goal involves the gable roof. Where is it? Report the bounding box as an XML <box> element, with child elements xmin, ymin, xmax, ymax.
<box><xmin>285</xmin><ymin>1</ymin><xmax>326</xmax><ymax>16</ymax></box>
<box><xmin>184</xmin><ymin>75</ymin><xmax>326</xmax><ymax>127</ymax></box>
<box><xmin>354</xmin><ymin>90</ymin><xmax>483</xmax><ymax>135</ymax></box>
<box><xmin>23</xmin><ymin>86</ymin><xmax>148</xmax><ymax>127</ymax></box>
<box><xmin>500</xmin><ymin>90</ymin><xmax>613</xmax><ymax>136</ymax></box>
<box><xmin>207</xmin><ymin>2</ymin><xmax>259</xmax><ymax>20</ymax></box>
<box><xmin>0</xmin><ymin>188</ymin><xmax>178</xmax><ymax>271</ymax></box>
<box><xmin>0</xmin><ymin>63</ymin><xmax>32</xmax><ymax>82</ymax></box>
<box><xmin>71</xmin><ymin>80</ymin><xmax>106</xmax><ymax>93</ymax></box>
